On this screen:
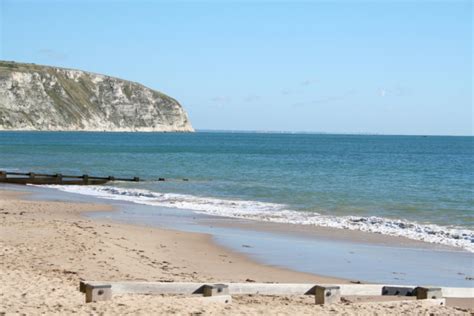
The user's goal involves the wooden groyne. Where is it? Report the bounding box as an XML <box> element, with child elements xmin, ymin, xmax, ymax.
<box><xmin>78</xmin><ymin>281</ymin><xmax>474</xmax><ymax>304</ymax></box>
<box><xmin>0</xmin><ymin>171</ymin><xmax>139</xmax><ymax>185</ymax></box>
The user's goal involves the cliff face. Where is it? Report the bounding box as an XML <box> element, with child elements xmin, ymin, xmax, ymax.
<box><xmin>0</xmin><ymin>61</ymin><xmax>194</xmax><ymax>132</ymax></box>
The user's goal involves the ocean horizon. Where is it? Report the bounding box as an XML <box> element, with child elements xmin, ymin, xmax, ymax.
<box><xmin>196</xmin><ymin>129</ymin><xmax>473</xmax><ymax>137</ymax></box>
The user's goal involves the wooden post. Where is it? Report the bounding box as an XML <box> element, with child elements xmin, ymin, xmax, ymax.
<box><xmin>315</xmin><ymin>285</ymin><xmax>341</xmax><ymax>305</ymax></box>
<box><xmin>85</xmin><ymin>284</ymin><xmax>112</xmax><ymax>303</ymax></box>
<box><xmin>0</xmin><ymin>171</ymin><xmax>6</xmax><ymax>180</ymax></box>
<box><xmin>415</xmin><ymin>287</ymin><xmax>443</xmax><ymax>300</ymax></box>
<box><xmin>203</xmin><ymin>284</ymin><xmax>229</xmax><ymax>297</ymax></box>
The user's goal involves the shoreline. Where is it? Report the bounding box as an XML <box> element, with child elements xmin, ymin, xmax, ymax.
<box><xmin>1</xmin><ymin>188</ymin><xmax>472</xmax><ymax>314</ymax></box>
<box><xmin>93</xmin><ymin>209</ymin><xmax>474</xmax><ymax>287</ymax></box>
<box><xmin>44</xmin><ymin>183</ymin><xmax>473</xmax><ymax>253</ymax></box>
<box><xmin>198</xmin><ymin>216</ymin><xmax>468</xmax><ymax>253</ymax></box>
<box><xmin>7</xmin><ymin>182</ymin><xmax>474</xmax><ymax>286</ymax></box>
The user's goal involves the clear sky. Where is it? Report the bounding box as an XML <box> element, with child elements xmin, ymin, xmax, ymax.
<box><xmin>0</xmin><ymin>0</ymin><xmax>472</xmax><ymax>135</ymax></box>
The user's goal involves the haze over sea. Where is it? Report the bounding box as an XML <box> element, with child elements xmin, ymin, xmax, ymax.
<box><xmin>1</xmin><ymin>131</ymin><xmax>473</xmax><ymax>252</ymax></box>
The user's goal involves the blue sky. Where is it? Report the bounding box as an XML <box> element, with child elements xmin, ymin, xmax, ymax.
<box><xmin>1</xmin><ymin>0</ymin><xmax>472</xmax><ymax>135</ymax></box>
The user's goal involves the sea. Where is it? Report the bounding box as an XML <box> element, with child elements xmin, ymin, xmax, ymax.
<box><xmin>1</xmin><ymin>131</ymin><xmax>473</xmax><ymax>253</ymax></box>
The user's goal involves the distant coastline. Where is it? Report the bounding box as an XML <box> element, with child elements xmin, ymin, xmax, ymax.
<box><xmin>196</xmin><ymin>129</ymin><xmax>473</xmax><ymax>137</ymax></box>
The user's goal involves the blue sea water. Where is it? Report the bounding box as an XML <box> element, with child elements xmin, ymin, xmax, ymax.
<box><xmin>0</xmin><ymin>131</ymin><xmax>473</xmax><ymax>251</ymax></box>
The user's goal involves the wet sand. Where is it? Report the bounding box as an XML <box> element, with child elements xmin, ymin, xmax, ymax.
<box><xmin>1</xmin><ymin>189</ymin><xmax>472</xmax><ymax>315</ymax></box>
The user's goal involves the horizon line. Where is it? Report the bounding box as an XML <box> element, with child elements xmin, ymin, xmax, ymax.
<box><xmin>195</xmin><ymin>129</ymin><xmax>473</xmax><ymax>137</ymax></box>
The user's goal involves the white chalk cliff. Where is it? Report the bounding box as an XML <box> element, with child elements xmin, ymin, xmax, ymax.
<box><xmin>0</xmin><ymin>61</ymin><xmax>194</xmax><ymax>132</ymax></box>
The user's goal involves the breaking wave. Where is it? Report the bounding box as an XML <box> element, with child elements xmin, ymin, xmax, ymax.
<box><xmin>44</xmin><ymin>185</ymin><xmax>474</xmax><ymax>252</ymax></box>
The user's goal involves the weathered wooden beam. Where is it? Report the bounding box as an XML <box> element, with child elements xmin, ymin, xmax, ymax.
<box><xmin>0</xmin><ymin>170</ymin><xmax>141</xmax><ymax>185</ymax></box>
<box><xmin>78</xmin><ymin>282</ymin><xmax>474</xmax><ymax>298</ymax></box>
<box><xmin>441</xmin><ymin>287</ymin><xmax>474</xmax><ymax>298</ymax></box>
<box><xmin>381</xmin><ymin>286</ymin><xmax>414</xmax><ymax>296</ymax></box>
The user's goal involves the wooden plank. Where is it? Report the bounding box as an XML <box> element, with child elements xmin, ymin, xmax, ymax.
<box><xmin>442</xmin><ymin>287</ymin><xmax>474</xmax><ymax>298</ymax></box>
<box><xmin>110</xmin><ymin>282</ymin><xmax>207</xmax><ymax>295</ymax></box>
<box><xmin>229</xmin><ymin>283</ymin><xmax>317</xmax><ymax>295</ymax></box>
<box><xmin>79</xmin><ymin>282</ymin><xmax>474</xmax><ymax>298</ymax></box>
<box><xmin>381</xmin><ymin>286</ymin><xmax>414</xmax><ymax>296</ymax></box>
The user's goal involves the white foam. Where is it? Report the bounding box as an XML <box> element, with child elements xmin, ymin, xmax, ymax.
<box><xmin>44</xmin><ymin>185</ymin><xmax>474</xmax><ymax>253</ymax></box>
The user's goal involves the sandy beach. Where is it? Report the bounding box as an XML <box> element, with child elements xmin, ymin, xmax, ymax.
<box><xmin>1</xmin><ymin>0</ymin><xmax>472</xmax><ymax>314</ymax></box>
<box><xmin>0</xmin><ymin>189</ymin><xmax>472</xmax><ymax>315</ymax></box>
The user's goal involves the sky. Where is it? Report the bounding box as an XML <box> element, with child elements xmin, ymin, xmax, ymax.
<box><xmin>0</xmin><ymin>0</ymin><xmax>472</xmax><ymax>135</ymax></box>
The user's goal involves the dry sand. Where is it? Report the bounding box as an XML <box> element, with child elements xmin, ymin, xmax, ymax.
<box><xmin>0</xmin><ymin>189</ymin><xmax>472</xmax><ymax>315</ymax></box>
